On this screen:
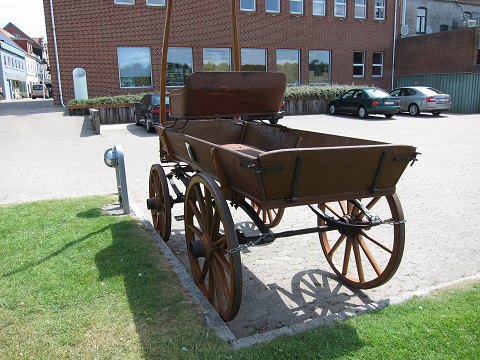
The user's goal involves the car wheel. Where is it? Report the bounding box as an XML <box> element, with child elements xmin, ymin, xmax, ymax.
<box><xmin>408</xmin><ymin>104</ymin><xmax>420</xmax><ymax>116</ymax></box>
<box><xmin>358</xmin><ymin>106</ymin><xmax>368</xmax><ymax>119</ymax></box>
<box><xmin>329</xmin><ymin>104</ymin><xmax>336</xmax><ymax>115</ymax></box>
<box><xmin>134</xmin><ymin>111</ymin><xmax>141</xmax><ymax>126</ymax></box>
<box><xmin>432</xmin><ymin>111</ymin><xmax>441</xmax><ymax>116</ymax></box>
<box><xmin>146</xmin><ymin>118</ymin><xmax>155</xmax><ymax>133</ymax></box>
<box><xmin>385</xmin><ymin>114</ymin><xmax>394</xmax><ymax>119</ymax></box>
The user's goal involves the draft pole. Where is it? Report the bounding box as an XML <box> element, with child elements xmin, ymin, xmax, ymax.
<box><xmin>160</xmin><ymin>0</ymin><xmax>173</xmax><ymax>125</ymax></box>
<box><xmin>231</xmin><ymin>0</ymin><xmax>240</xmax><ymax>71</ymax></box>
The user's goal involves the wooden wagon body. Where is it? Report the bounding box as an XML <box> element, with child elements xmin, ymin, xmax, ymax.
<box><xmin>158</xmin><ymin>119</ymin><xmax>416</xmax><ymax>208</ymax></box>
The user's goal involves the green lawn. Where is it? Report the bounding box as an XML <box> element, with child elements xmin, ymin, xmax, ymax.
<box><xmin>1</xmin><ymin>197</ymin><xmax>478</xmax><ymax>359</ymax></box>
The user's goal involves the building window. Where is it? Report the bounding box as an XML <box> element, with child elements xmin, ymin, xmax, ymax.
<box><xmin>114</xmin><ymin>0</ymin><xmax>134</xmax><ymax>5</ymax></box>
<box><xmin>309</xmin><ymin>50</ymin><xmax>331</xmax><ymax>84</ymax></box>
<box><xmin>146</xmin><ymin>0</ymin><xmax>165</xmax><ymax>6</ymax></box>
<box><xmin>353</xmin><ymin>51</ymin><xmax>365</xmax><ymax>77</ymax></box>
<box><xmin>240</xmin><ymin>0</ymin><xmax>255</xmax><ymax>11</ymax></box>
<box><xmin>266</xmin><ymin>0</ymin><xmax>280</xmax><ymax>13</ymax></box>
<box><xmin>464</xmin><ymin>12</ymin><xmax>472</xmax><ymax>20</ymax></box>
<box><xmin>117</xmin><ymin>47</ymin><xmax>152</xmax><ymax>88</ymax></box>
<box><xmin>334</xmin><ymin>0</ymin><xmax>346</xmax><ymax>17</ymax></box>
<box><xmin>372</xmin><ymin>52</ymin><xmax>383</xmax><ymax>77</ymax></box>
<box><xmin>355</xmin><ymin>0</ymin><xmax>366</xmax><ymax>19</ymax></box>
<box><xmin>313</xmin><ymin>0</ymin><xmax>325</xmax><ymax>16</ymax></box>
<box><xmin>203</xmin><ymin>48</ymin><xmax>231</xmax><ymax>71</ymax></box>
<box><xmin>439</xmin><ymin>24</ymin><xmax>449</xmax><ymax>32</ymax></box>
<box><xmin>241</xmin><ymin>48</ymin><xmax>267</xmax><ymax>71</ymax></box>
<box><xmin>166</xmin><ymin>47</ymin><xmax>193</xmax><ymax>86</ymax></box>
<box><xmin>290</xmin><ymin>0</ymin><xmax>303</xmax><ymax>14</ymax></box>
<box><xmin>416</xmin><ymin>7</ymin><xmax>427</xmax><ymax>33</ymax></box>
<box><xmin>276</xmin><ymin>49</ymin><xmax>300</xmax><ymax>85</ymax></box>
<box><xmin>374</xmin><ymin>0</ymin><xmax>385</xmax><ymax>20</ymax></box>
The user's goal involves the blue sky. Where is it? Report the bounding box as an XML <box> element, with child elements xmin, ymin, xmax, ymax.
<box><xmin>0</xmin><ymin>0</ymin><xmax>47</xmax><ymax>40</ymax></box>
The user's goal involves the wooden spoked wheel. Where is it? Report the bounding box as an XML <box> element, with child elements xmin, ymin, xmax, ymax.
<box><xmin>148</xmin><ymin>164</ymin><xmax>172</xmax><ymax>241</ymax></box>
<box><xmin>318</xmin><ymin>194</ymin><xmax>405</xmax><ymax>289</ymax></box>
<box><xmin>184</xmin><ymin>173</ymin><xmax>242</xmax><ymax>321</ymax></box>
<box><xmin>250</xmin><ymin>201</ymin><xmax>285</xmax><ymax>229</ymax></box>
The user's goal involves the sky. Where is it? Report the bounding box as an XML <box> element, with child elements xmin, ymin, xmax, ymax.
<box><xmin>0</xmin><ymin>0</ymin><xmax>47</xmax><ymax>40</ymax></box>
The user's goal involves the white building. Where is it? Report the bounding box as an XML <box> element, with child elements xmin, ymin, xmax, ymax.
<box><xmin>0</xmin><ymin>29</ymin><xmax>27</xmax><ymax>100</ymax></box>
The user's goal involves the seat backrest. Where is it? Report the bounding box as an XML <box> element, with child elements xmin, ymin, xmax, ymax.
<box><xmin>170</xmin><ymin>71</ymin><xmax>286</xmax><ymax>119</ymax></box>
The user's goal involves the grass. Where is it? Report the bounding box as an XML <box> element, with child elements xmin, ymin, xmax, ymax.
<box><xmin>1</xmin><ymin>196</ymin><xmax>479</xmax><ymax>359</ymax></box>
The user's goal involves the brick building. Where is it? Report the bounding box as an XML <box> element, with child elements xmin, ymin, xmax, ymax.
<box><xmin>43</xmin><ymin>0</ymin><xmax>400</xmax><ymax>104</ymax></box>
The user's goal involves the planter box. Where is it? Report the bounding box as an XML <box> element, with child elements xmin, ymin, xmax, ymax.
<box><xmin>68</xmin><ymin>103</ymin><xmax>135</xmax><ymax>124</ymax></box>
<box><xmin>284</xmin><ymin>99</ymin><xmax>330</xmax><ymax>116</ymax></box>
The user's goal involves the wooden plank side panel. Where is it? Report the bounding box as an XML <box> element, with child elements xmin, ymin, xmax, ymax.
<box><xmin>259</xmin><ymin>145</ymin><xmax>416</xmax><ymax>201</ymax></box>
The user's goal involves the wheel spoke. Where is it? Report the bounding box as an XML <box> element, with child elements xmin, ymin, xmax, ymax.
<box><xmin>212</xmin><ymin>235</ymin><xmax>226</xmax><ymax>248</ymax></box>
<box><xmin>208</xmin><ymin>261</ymin><xmax>215</xmax><ymax>303</ymax></box>
<box><xmin>209</xmin><ymin>208</ymin><xmax>221</xmax><ymax>241</ymax></box>
<box><xmin>324</xmin><ymin>203</ymin><xmax>343</xmax><ymax>219</ymax></box>
<box><xmin>361</xmin><ymin>230</ymin><xmax>392</xmax><ymax>254</ymax></box>
<box><xmin>194</xmin><ymin>185</ymin><xmax>207</xmax><ymax>230</ymax></box>
<box><xmin>327</xmin><ymin>234</ymin><xmax>346</xmax><ymax>259</ymax></box>
<box><xmin>358</xmin><ymin>236</ymin><xmax>382</xmax><ymax>276</ymax></box>
<box><xmin>199</xmin><ymin>259</ymin><xmax>209</xmax><ymax>283</ymax></box>
<box><xmin>188</xmin><ymin>223</ymin><xmax>203</xmax><ymax>240</ymax></box>
<box><xmin>339</xmin><ymin>201</ymin><xmax>347</xmax><ymax>215</ymax></box>
<box><xmin>342</xmin><ymin>238</ymin><xmax>352</xmax><ymax>275</ymax></box>
<box><xmin>213</xmin><ymin>251</ymin><xmax>232</xmax><ymax>277</ymax></box>
<box><xmin>352</xmin><ymin>236</ymin><xmax>365</xmax><ymax>283</ymax></box>
<box><xmin>188</xmin><ymin>199</ymin><xmax>206</xmax><ymax>233</ymax></box>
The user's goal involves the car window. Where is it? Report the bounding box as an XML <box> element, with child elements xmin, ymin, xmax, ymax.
<box><xmin>343</xmin><ymin>90</ymin><xmax>355</xmax><ymax>99</ymax></box>
<box><xmin>389</xmin><ymin>89</ymin><xmax>400</xmax><ymax>96</ymax></box>
<box><xmin>364</xmin><ymin>88</ymin><xmax>390</xmax><ymax>98</ymax></box>
<box><xmin>406</xmin><ymin>89</ymin><xmax>416</xmax><ymax>96</ymax></box>
<box><xmin>422</xmin><ymin>88</ymin><xmax>443</xmax><ymax>96</ymax></box>
<box><xmin>151</xmin><ymin>95</ymin><xmax>160</xmax><ymax>105</ymax></box>
<box><xmin>33</xmin><ymin>85</ymin><xmax>43</xmax><ymax>90</ymax></box>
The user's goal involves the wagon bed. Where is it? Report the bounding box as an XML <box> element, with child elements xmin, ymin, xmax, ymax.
<box><xmin>158</xmin><ymin>118</ymin><xmax>416</xmax><ymax>207</ymax></box>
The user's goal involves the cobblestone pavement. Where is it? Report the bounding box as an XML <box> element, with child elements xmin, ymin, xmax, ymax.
<box><xmin>1</xmin><ymin>99</ymin><xmax>479</xmax><ymax>337</ymax></box>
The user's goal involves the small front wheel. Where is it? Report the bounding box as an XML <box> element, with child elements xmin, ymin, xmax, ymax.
<box><xmin>250</xmin><ymin>201</ymin><xmax>285</xmax><ymax>229</ymax></box>
<box><xmin>147</xmin><ymin>164</ymin><xmax>172</xmax><ymax>241</ymax></box>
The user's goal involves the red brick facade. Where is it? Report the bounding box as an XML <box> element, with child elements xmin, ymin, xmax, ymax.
<box><xmin>396</xmin><ymin>26</ymin><xmax>480</xmax><ymax>76</ymax></box>
<box><xmin>43</xmin><ymin>0</ymin><xmax>400</xmax><ymax>104</ymax></box>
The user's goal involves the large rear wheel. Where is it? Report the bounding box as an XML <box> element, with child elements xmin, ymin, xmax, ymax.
<box><xmin>147</xmin><ymin>164</ymin><xmax>172</xmax><ymax>241</ymax></box>
<box><xmin>318</xmin><ymin>194</ymin><xmax>405</xmax><ymax>289</ymax></box>
<box><xmin>184</xmin><ymin>173</ymin><xmax>242</xmax><ymax>321</ymax></box>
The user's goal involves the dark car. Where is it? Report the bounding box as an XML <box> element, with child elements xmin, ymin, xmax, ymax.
<box><xmin>134</xmin><ymin>94</ymin><xmax>170</xmax><ymax>133</ymax></box>
<box><xmin>329</xmin><ymin>88</ymin><xmax>400</xmax><ymax>119</ymax></box>
<box><xmin>45</xmin><ymin>83</ymin><xmax>53</xmax><ymax>97</ymax></box>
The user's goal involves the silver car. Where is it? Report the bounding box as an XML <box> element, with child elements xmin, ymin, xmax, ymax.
<box><xmin>389</xmin><ymin>86</ymin><xmax>451</xmax><ymax>116</ymax></box>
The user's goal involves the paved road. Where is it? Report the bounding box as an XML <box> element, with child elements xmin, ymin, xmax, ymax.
<box><xmin>1</xmin><ymin>99</ymin><xmax>479</xmax><ymax>337</ymax></box>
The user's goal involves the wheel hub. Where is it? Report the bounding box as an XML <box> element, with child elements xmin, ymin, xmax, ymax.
<box><xmin>338</xmin><ymin>215</ymin><xmax>361</xmax><ymax>236</ymax></box>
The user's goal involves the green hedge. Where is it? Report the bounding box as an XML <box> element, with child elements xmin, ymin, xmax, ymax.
<box><xmin>68</xmin><ymin>84</ymin><xmax>374</xmax><ymax>106</ymax></box>
<box><xmin>284</xmin><ymin>84</ymin><xmax>372</xmax><ymax>100</ymax></box>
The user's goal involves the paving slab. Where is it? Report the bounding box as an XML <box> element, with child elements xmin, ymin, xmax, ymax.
<box><xmin>1</xmin><ymin>99</ymin><xmax>479</xmax><ymax>339</ymax></box>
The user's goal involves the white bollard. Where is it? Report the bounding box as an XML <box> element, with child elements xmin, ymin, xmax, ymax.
<box><xmin>103</xmin><ymin>145</ymin><xmax>130</xmax><ymax>214</ymax></box>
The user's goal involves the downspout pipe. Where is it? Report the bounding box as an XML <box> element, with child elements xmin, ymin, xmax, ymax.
<box><xmin>392</xmin><ymin>0</ymin><xmax>399</xmax><ymax>90</ymax></box>
<box><xmin>49</xmin><ymin>0</ymin><xmax>65</xmax><ymax>107</ymax></box>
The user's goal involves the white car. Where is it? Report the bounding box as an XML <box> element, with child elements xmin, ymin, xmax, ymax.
<box><xmin>389</xmin><ymin>86</ymin><xmax>451</xmax><ymax>116</ymax></box>
<box><xmin>31</xmin><ymin>84</ymin><xmax>49</xmax><ymax>99</ymax></box>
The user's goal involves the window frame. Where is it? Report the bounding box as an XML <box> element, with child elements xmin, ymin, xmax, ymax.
<box><xmin>374</xmin><ymin>0</ymin><xmax>385</xmax><ymax>20</ymax></box>
<box><xmin>355</xmin><ymin>0</ymin><xmax>367</xmax><ymax>19</ymax></box>
<box><xmin>276</xmin><ymin>49</ymin><xmax>301</xmax><ymax>85</ymax></box>
<box><xmin>240</xmin><ymin>0</ymin><xmax>256</xmax><ymax>12</ymax></box>
<box><xmin>114</xmin><ymin>0</ymin><xmax>134</xmax><ymax>5</ymax></box>
<box><xmin>313</xmin><ymin>0</ymin><xmax>326</xmax><ymax>16</ymax></box>
<box><xmin>241</xmin><ymin>48</ymin><xmax>267</xmax><ymax>72</ymax></box>
<box><xmin>353</xmin><ymin>51</ymin><xmax>365</xmax><ymax>78</ymax></box>
<box><xmin>290</xmin><ymin>0</ymin><xmax>304</xmax><ymax>15</ymax></box>
<box><xmin>166</xmin><ymin>47</ymin><xmax>193</xmax><ymax>87</ymax></box>
<box><xmin>266</xmin><ymin>0</ymin><xmax>280</xmax><ymax>13</ymax></box>
<box><xmin>416</xmin><ymin>7</ymin><xmax>427</xmax><ymax>33</ymax></box>
<box><xmin>146</xmin><ymin>0</ymin><xmax>166</xmax><ymax>6</ymax></box>
<box><xmin>308</xmin><ymin>50</ymin><xmax>331</xmax><ymax>84</ymax></box>
<box><xmin>117</xmin><ymin>47</ymin><xmax>153</xmax><ymax>89</ymax></box>
<box><xmin>334</xmin><ymin>0</ymin><xmax>347</xmax><ymax>18</ymax></box>
<box><xmin>203</xmin><ymin>48</ymin><xmax>232</xmax><ymax>72</ymax></box>
<box><xmin>372</xmin><ymin>52</ymin><xmax>384</xmax><ymax>78</ymax></box>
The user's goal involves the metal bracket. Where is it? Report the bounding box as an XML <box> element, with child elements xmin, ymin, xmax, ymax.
<box><xmin>370</xmin><ymin>150</ymin><xmax>388</xmax><ymax>193</ymax></box>
<box><xmin>287</xmin><ymin>156</ymin><xmax>303</xmax><ymax>202</ymax></box>
<box><xmin>240</xmin><ymin>161</ymin><xmax>283</xmax><ymax>174</ymax></box>
<box><xmin>394</xmin><ymin>152</ymin><xmax>421</xmax><ymax>166</ymax></box>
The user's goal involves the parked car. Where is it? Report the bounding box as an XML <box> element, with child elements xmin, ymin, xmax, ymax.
<box><xmin>134</xmin><ymin>94</ymin><xmax>170</xmax><ymax>133</ymax></box>
<box><xmin>388</xmin><ymin>86</ymin><xmax>451</xmax><ymax>116</ymax></box>
<box><xmin>329</xmin><ymin>88</ymin><xmax>400</xmax><ymax>119</ymax></box>
<box><xmin>31</xmin><ymin>84</ymin><xmax>49</xmax><ymax>99</ymax></box>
